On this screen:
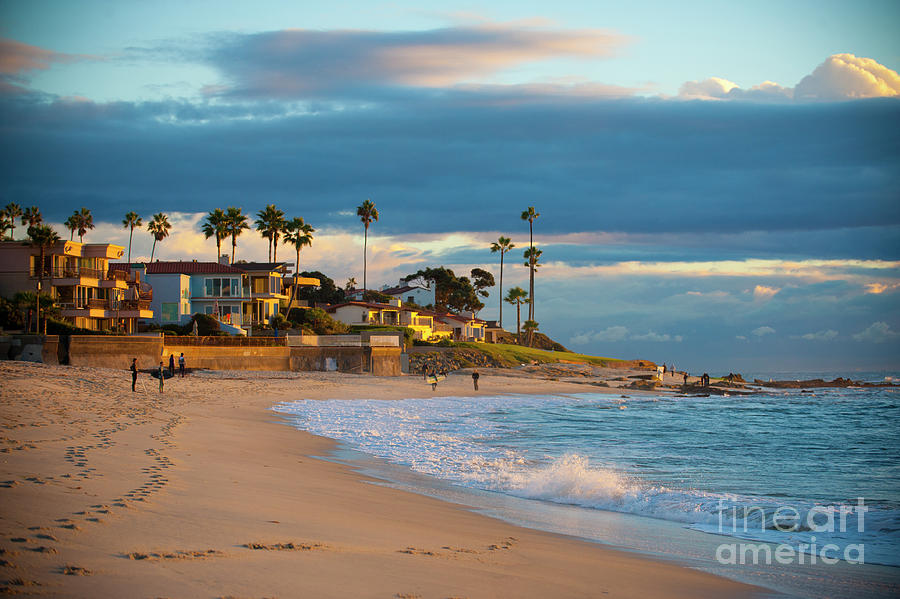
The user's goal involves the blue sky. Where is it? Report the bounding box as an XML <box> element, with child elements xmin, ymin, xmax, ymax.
<box><xmin>1</xmin><ymin>0</ymin><xmax>898</xmax><ymax>373</ymax></box>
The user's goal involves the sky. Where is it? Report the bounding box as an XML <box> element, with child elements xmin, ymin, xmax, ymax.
<box><xmin>1</xmin><ymin>0</ymin><xmax>899</xmax><ymax>374</ymax></box>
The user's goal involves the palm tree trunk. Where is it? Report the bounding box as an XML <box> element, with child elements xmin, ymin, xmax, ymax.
<box><xmin>528</xmin><ymin>221</ymin><xmax>534</xmax><ymax>321</ymax></box>
<box><xmin>516</xmin><ymin>302</ymin><xmax>521</xmax><ymax>345</ymax></box>
<box><xmin>150</xmin><ymin>238</ymin><xmax>157</xmax><ymax>262</ymax></box>
<box><xmin>231</xmin><ymin>236</ymin><xmax>237</xmax><ymax>264</ymax></box>
<box><xmin>498</xmin><ymin>251</ymin><xmax>504</xmax><ymax>328</ymax></box>
<box><xmin>127</xmin><ymin>226</ymin><xmax>134</xmax><ymax>264</ymax></box>
<box><xmin>268</xmin><ymin>237</ymin><xmax>272</xmax><ymax>263</ymax></box>
<box><xmin>363</xmin><ymin>224</ymin><xmax>368</xmax><ymax>293</ymax></box>
<box><xmin>216</xmin><ymin>237</ymin><xmax>221</xmax><ymax>260</ymax></box>
<box><xmin>273</xmin><ymin>237</ymin><xmax>278</xmax><ymax>263</ymax></box>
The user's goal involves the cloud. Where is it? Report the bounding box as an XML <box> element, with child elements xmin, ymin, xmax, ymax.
<box><xmin>0</xmin><ymin>38</ymin><xmax>91</xmax><ymax>76</ymax></box>
<box><xmin>204</xmin><ymin>22</ymin><xmax>628</xmax><ymax>98</ymax></box>
<box><xmin>865</xmin><ymin>282</ymin><xmax>900</xmax><ymax>294</ymax></box>
<box><xmin>569</xmin><ymin>326</ymin><xmax>682</xmax><ymax>344</ymax></box>
<box><xmin>679</xmin><ymin>54</ymin><xmax>900</xmax><ymax>102</ymax></box>
<box><xmin>751</xmin><ymin>326</ymin><xmax>776</xmax><ymax>337</ymax></box>
<box><xmin>798</xmin><ymin>329</ymin><xmax>839</xmax><ymax>341</ymax></box>
<box><xmin>753</xmin><ymin>285</ymin><xmax>780</xmax><ymax>299</ymax></box>
<box><xmin>852</xmin><ymin>321</ymin><xmax>899</xmax><ymax>343</ymax></box>
<box><xmin>795</xmin><ymin>54</ymin><xmax>900</xmax><ymax>101</ymax></box>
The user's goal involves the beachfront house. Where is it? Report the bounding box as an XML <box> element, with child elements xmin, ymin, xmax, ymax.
<box><xmin>0</xmin><ymin>239</ymin><xmax>152</xmax><ymax>332</ymax></box>
<box><xmin>326</xmin><ymin>299</ymin><xmax>453</xmax><ymax>341</ymax></box>
<box><xmin>438</xmin><ymin>312</ymin><xmax>486</xmax><ymax>342</ymax></box>
<box><xmin>380</xmin><ymin>280</ymin><xmax>437</xmax><ymax>307</ymax></box>
<box><xmin>130</xmin><ymin>260</ymin><xmax>313</xmax><ymax>333</ymax></box>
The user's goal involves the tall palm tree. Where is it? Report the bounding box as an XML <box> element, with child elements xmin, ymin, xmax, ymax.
<box><xmin>4</xmin><ymin>203</ymin><xmax>21</xmax><ymax>240</ymax></box>
<box><xmin>27</xmin><ymin>224</ymin><xmax>60</xmax><ymax>334</ymax></box>
<box><xmin>147</xmin><ymin>213</ymin><xmax>171</xmax><ymax>262</ymax></box>
<box><xmin>64</xmin><ymin>215</ymin><xmax>78</xmax><ymax>241</ymax></box>
<box><xmin>283</xmin><ymin>217</ymin><xmax>315</xmax><ymax>304</ymax></box>
<box><xmin>202</xmin><ymin>208</ymin><xmax>229</xmax><ymax>261</ymax></box>
<box><xmin>225</xmin><ymin>206</ymin><xmax>249</xmax><ymax>264</ymax></box>
<box><xmin>22</xmin><ymin>206</ymin><xmax>42</xmax><ymax>228</ymax></box>
<box><xmin>490</xmin><ymin>236</ymin><xmax>515</xmax><ymax>329</ymax></box>
<box><xmin>504</xmin><ymin>286</ymin><xmax>529</xmax><ymax>345</ymax></box>
<box><xmin>255</xmin><ymin>204</ymin><xmax>285</xmax><ymax>263</ymax></box>
<box><xmin>522</xmin><ymin>246</ymin><xmax>543</xmax><ymax>321</ymax></box>
<box><xmin>357</xmin><ymin>199</ymin><xmax>378</xmax><ymax>293</ymax></box>
<box><xmin>122</xmin><ymin>211</ymin><xmax>143</xmax><ymax>264</ymax></box>
<box><xmin>520</xmin><ymin>206</ymin><xmax>540</xmax><ymax>320</ymax></box>
<box><xmin>74</xmin><ymin>207</ymin><xmax>94</xmax><ymax>242</ymax></box>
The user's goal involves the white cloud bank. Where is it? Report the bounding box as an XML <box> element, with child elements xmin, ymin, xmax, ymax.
<box><xmin>751</xmin><ymin>326</ymin><xmax>776</xmax><ymax>337</ymax></box>
<box><xmin>679</xmin><ymin>53</ymin><xmax>900</xmax><ymax>102</ymax></box>
<box><xmin>798</xmin><ymin>329</ymin><xmax>839</xmax><ymax>341</ymax></box>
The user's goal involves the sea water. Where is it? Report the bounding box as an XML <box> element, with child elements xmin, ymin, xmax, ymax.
<box><xmin>273</xmin><ymin>374</ymin><xmax>900</xmax><ymax>598</ymax></box>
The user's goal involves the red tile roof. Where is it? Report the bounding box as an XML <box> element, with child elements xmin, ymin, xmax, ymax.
<box><xmin>144</xmin><ymin>261</ymin><xmax>244</xmax><ymax>274</ymax></box>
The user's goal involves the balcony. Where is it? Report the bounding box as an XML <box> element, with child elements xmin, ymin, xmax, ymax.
<box><xmin>33</xmin><ymin>267</ymin><xmax>104</xmax><ymax>287</ymax></box>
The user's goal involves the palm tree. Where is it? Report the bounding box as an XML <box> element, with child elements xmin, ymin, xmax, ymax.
<box><xmin>283</xmin><ymin>217</ymin><xmax>315</xmax><ymax>305</ymax></box>
<box><xmin>225</xmin><ymin>206</ymin><xmax>249</xmax><ymax>264</ymax></box>
<box><xmin>22</xmin><ymin>206</ymin><xmax>42</xmax><ymax>228</ymax></box>
<box><xmin>147</xmin><ymin>213</ymin><xmax>171</xmax><ymax>262</ymax></box>
<box><xmin>202</xmin><ymin>208</ymin><xmax>229</xmax><ymax>261</ymax></box>
<box><xmin>4</xmin><ymin>203</ymin><xmax>21</xmax><ymax>240</ymax></box>
<box><xmin>0</xmin><ymin>209</ymin><xmax>11</xmax><ymax>240</ymax></box>
<box><xmin>521</xmin><ymin>206</ymin><xmax>540</xmax><ymax>320</ymax></box>
<box><xmin>27</xmin><ymin>224</ymin><xmax>60</xmax><ymax>334</ymax></box>
<box><xmin>122</xmin><ymin>211</ymin><xmax>143</xmax><ymax>264</ymax></box>
<box><xmin>504</xmin><ymin>286</ymin><xmax>529</xmax><ymax>345</ymax></box>
<box><xmin>345</xmin><ymin>277</ymin><xmax>357</xmax><ymax>292</ymax></box>
<box><xmin>522</xmin><ymin>246</ymin><xmax>543</xmax><ymax>321</ymax></box>
<box><xmin>490</xmin><ymin>236</ymin><xmax>515</xmax><ymax>329</ymax></box>
<box><xmin>64</xmin><ymin>215</ymin><xmax>78</xmax><ymax>241</ymax></box>
<box><xmin>255</xmin><ymin>204</ymin><xmax>285</xmax><ymax>263</ymax></box>
<box><xmin>74</xmin><ymin>207</ymin><xmax>94</xmax><ymax>242</ymax></box>
<box><xmin>357</xmin><ymin>199</ymin><xmax>378</xmax><ymax>293</ymax></box>
<box><xmin>522</xmin><ymin>319</ymin><xmax>539</xmax><ymax>348</ymax></box>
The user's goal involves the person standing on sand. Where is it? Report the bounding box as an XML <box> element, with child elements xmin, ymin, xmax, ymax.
<box><xmin>179</xmin><ymin>353</ymin><xmax>185</xmax><ymax>378</ymax></box>
<box><xmin>472</xmin><ymin>369</ymin><xmax>480</xmax><ymax>391</ymax></box>
<box><xmin>168</xmin><ymin>353</ymin><xmax>175</xmax><ymax>377</ymax></box>
<box><xmin>131</xmin><ymin>358</ymin><xmax>138</xmax><ymax>392</ymax></box>
<box><xmin>683</xmin><ymin>372</ymin><xmax>688</xmax><ymax>385</ymax></box>
<box><xmin>158</xmin><ymin>361</ymin><xmax>165</xmax><ymax>393</ymax></box>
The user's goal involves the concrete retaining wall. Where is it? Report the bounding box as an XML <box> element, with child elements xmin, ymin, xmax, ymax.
<box><xmin>68</xmin><ymin>335</ymin><xmax>164</xmax><ymax>370</ymax></box>
<box><xmin>165</xmin><ymin>344</ymin><xmax>291</xmax><ymax>372</ymax></box>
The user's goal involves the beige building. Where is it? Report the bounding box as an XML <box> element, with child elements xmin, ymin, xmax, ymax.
<box><xmin>0</xmin><ymin>239</ymin><xmax>152</xmax><ymax>332</ymax></box>
<box><xmin>326</xmin><ymin>299</ymin><xmax>452</xmax><ymax>341</ymax></box>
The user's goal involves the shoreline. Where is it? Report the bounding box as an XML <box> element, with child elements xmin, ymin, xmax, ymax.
<box><xmin>0</xmin><ymin>361</ymin><xmax>768</xmax><ymax>598</ymax></box>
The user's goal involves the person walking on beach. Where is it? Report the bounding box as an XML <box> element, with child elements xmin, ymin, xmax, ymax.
<box><xmin>472</xmin><ymin>369</ymin><xmax>480</xmax><ymax>391</ymax></box>
<box><xmin>157</xmin><ymin>361</ymin><xmax>165</xmax><ymax>393</ymax></box>
<box><xmin>130</xmin><ymin>358</ymin><xmax>138</xmax><ymax>392</ymax></box>
<box><xmin>168</xmin><ymin>353</ymin><xmax>175</xmax><ymax>377</ymax></box>
<box><xmin>178</xmin><ymin>353</ymin><xmax>186</xmax><ymax>378</ymax></box>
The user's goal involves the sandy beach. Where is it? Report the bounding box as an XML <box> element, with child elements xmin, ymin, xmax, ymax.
<box><xmin>0</xmin><ymin>361</ymin><xmax>762</xmax><ymax>598</ymax></box>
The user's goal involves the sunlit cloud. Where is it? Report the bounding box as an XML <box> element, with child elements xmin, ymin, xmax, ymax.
<box><xmin>0</xmin><ymin>38</ymin><xmax>93</xmax><ymax>75</ymax></box>
<box><xmin>864</xmin><ymin>282</ymin><xmax>900</xmax><ymax>294</ymax></box>
<box><xmin>753</xmin><ymin>285</ymin><xmax>780</xmax><ymax>299</ymax></box>
<box><xmin>678</xmin><ymin>54</ymin><xmax>900</xmax><ymax>102</ymax></box>
<box><xmin>569</xmin><ymin>325</ymin><xmax>683</xmax><ymax>345</ymax></box>
<box><xmin>751</xmin><ymin>326</ymin><xmax>776</xmax><ymax>337</ymax></box>
<box><xmin>795</xmin><ymin>329</ymin><xmax>839</xmax><ymax>341</ymax></box>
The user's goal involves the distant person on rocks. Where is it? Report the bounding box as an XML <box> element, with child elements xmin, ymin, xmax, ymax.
<box><xmin>179</xmin><ymin>353</ymin><xmax>186</xmax><ymax>378</ymax></box>
<box><xmin>472</xmin><ymin>369</ymin><xmax>480</xmax><ymax>391</ymax></box>
<box><xmin>158</xmin><ymin>361</ymin><xmax>165</xmax><ymax>393</ymax></box>
<box><xmin>683</xmin><ymin>372</ymin><xmax>688</xmax><ymax>385</ymax></box>
<box><xmin>663</xmin><ymin>364</ymin><xmax>667</xmax><ymax>375</ymax></box>
<box><xmin>702</xmin><ymin>373</ymin><xmax>709</xmax><ymax>387</ymax></box>
<box><xmin>131</xmin><ymin>357</ymin><xmax>138</xmax><ymax>392</ymax></box>
<box><xmin>168</xmin><ymin>353</ymin><xmax>175</xmax><ymax>377</ymax></box>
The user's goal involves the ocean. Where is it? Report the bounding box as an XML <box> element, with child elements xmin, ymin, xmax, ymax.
<box><xmin>272</xmin><ymin>372</ymin><xmax>900</xmax><ymax>599</ymax></box>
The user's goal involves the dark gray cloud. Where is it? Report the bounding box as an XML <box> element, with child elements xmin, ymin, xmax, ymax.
<box><xmin>1</xmin><ymin>93</ymin><xmax>897</xmax><ymax>249</ymax></box>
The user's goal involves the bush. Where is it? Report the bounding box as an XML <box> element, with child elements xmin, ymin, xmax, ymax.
<box><xmin>287</xmin><ymin>307</ymin><xmax>350</xmax><ymax>335</ymax></box>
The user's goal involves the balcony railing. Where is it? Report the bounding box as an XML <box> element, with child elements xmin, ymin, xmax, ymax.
<box><xmin>31</xmin><ymin>267</ymin><xmax>105</xmax><ymax>280</ymax></box>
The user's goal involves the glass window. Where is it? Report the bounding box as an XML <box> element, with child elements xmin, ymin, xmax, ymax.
<box><xmin>205</xmin><ymin>279</ymin><xmax>213</xmax><ymax>296</ymax></box>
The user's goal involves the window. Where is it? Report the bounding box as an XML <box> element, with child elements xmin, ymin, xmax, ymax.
<box><xmin>204</xmin><ymin>277</ymin><xmax>238</xmax><ymax>297</ymax></box>
<box><xmin>161</xmin><ymin>303</ymin><xmax>178</xmax><ymax>322</ymax></box>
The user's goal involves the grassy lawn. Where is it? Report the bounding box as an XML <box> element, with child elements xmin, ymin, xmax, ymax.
<box><xmin>455</xmin><ymin>342</ymin><xmax>630</xmax><ymax>368</ymax></box>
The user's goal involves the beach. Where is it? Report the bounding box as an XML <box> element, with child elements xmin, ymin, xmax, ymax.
<box><xmin>0</xmin><ymin>361</ymin><xmax>763</xmax><ymax>598</ymax></box>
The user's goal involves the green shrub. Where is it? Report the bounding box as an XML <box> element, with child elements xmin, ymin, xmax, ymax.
<box><xmin>287</xmin><ymin>307</ymin><xmax>350</xmax><ymax>335</ymax></box>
